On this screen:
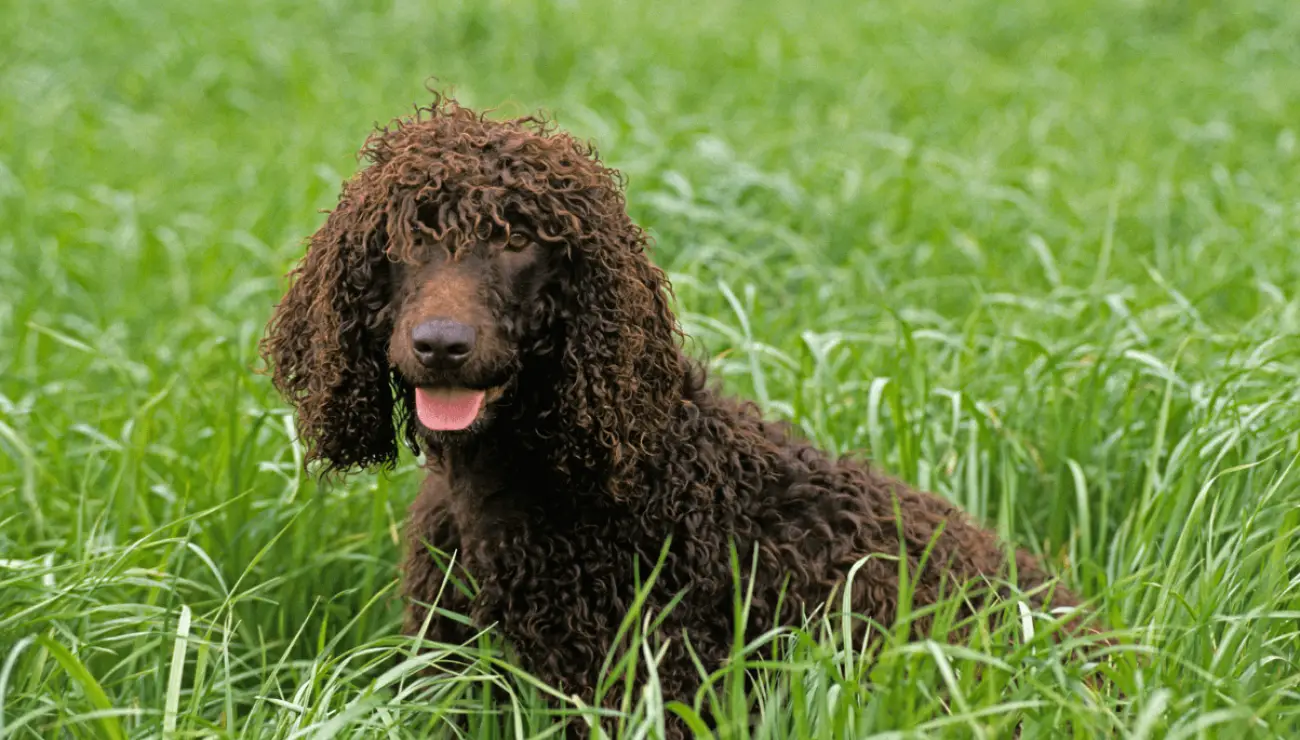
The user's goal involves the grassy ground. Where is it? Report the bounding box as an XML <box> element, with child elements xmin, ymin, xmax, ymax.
<box><xmin>3</xmin><ymin>0</ymin><xmax>1300</xmax><ymax>736</ymax></box>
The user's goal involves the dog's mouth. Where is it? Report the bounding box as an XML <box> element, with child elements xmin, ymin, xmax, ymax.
<box><xmin>414</xmin><ymin>386</ymin><xmax>505</xmax><ymax>431</ymax></box>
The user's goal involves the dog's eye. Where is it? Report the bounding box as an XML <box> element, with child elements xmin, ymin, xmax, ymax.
<box><xmin>506</xmin><ymin>232</ymin><xmax>531</xmax><ymax>251</ymax></box>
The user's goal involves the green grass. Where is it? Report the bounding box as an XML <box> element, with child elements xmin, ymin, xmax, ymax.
<box><xmin>2</xmin><ymin>0</ymin><xmax>1299</xmax><ymax>736</ymax></box>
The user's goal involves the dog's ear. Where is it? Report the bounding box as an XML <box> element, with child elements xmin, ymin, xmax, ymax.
<box><xmin>260</xmin><ymin>193</ymin><xmax>406</xmax><ymax>476</ymax></box>
<box><xmin>553</xmin><ymin>208</ymin><xmax>684</xmax><ymax>502</ymax></box>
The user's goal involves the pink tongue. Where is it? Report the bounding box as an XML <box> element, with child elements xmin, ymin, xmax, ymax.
<box><xmin>415</xmin><ymin>388</ymin><xmax>486</xmax><ymax>431</ymax></box>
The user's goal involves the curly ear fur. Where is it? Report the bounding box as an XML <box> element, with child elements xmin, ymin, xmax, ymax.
<box><xmin>550</xmin><ymin>206</ymin><xmax>685</xmax><ymax>501</ymax></box>
<box><xmin>260</xmin><ymin>192</ymin><xmax>408</xmax><ymax>475</ymax></box>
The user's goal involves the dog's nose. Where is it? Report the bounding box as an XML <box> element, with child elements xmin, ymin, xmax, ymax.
<box><xmin>411</xmin><ymin>319</ymin><xmax>476</xmax><ymax>368</ymax></box>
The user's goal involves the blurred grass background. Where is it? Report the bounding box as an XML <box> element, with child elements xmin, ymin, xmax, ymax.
<box><xmin>2</xmin><ymin>0</ymin><xmax>1299</xmax><ymax>737</ymax></box>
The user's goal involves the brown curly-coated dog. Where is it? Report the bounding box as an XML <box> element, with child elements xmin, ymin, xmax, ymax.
<box><xmin>261</xmin><ymin>94</ymin><xmax>1097</xmax><ymax>736</ymax></box>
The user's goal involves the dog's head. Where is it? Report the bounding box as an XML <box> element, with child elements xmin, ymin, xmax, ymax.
<box><xmin>260</xmin><ymin>95</ymin><xmax>683</xmax><ymax>488</ymax></box>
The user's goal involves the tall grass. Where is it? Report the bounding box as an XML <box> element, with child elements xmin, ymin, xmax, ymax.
<box><xmin>2</xmin><ymin>0</ymin><xmax>1299</xmax><ymax>736</ymax></box>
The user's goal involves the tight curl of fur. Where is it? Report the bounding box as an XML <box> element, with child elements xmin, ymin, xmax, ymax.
<box><xmin>261</xmin><ymin>94</ymin><xmax>1104</xmax><ymax>739</ymax></box>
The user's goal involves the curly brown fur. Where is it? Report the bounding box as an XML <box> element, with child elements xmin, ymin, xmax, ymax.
<box><xmin>261</xmin><ymin>94</ymin><xmax>1102</xmax><ymax>738</ymax></box>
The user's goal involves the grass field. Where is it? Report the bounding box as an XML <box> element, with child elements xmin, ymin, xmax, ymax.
<box><xmin>3</xmin><ymin>0</ymin><xmax>1300</xmax><ymax>736</ymax></box>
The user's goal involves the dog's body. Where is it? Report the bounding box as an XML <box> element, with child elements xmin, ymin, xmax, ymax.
<box><xmin>261</xmin><ymin>95</ymin><xmax>1092</xmax><ymax>735</ymax></box>
<box><xmin>400</xmin><ymin>364</ymin><xmax>1079</xmax><ymax>707</ymax></box>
